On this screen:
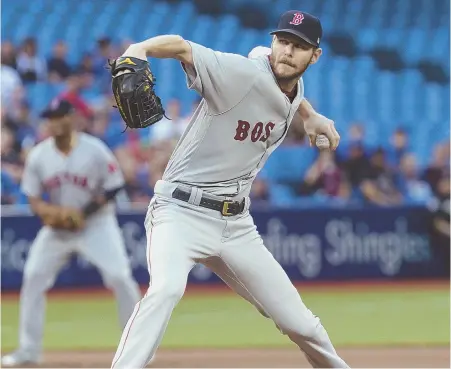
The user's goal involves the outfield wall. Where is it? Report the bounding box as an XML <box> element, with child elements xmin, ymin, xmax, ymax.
<box><xmin>1</xmin><ymin>205</ymin><xmax>446</xmax><ymax>290</ymax></box>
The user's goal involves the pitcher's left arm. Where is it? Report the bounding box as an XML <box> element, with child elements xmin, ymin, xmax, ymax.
<box><xmin>297</xmin><ymin>99</ymin><xmax>340</xmax><ymax>150</ymax></box>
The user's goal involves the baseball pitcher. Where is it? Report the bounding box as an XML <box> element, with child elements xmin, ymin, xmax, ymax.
<box><xmin>1</xmin><ymin>99</ymin><xmax>141</xmax><ymax>367</ymax></box>
<box><xmin>108</xmin><ymin>10</ymin><xmax>348</xmax><ymax>369</ymax></box>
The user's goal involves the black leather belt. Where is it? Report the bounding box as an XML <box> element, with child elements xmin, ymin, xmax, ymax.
<box><xmin>172</xmin><ymin>188</ymin><xmax>245</xmax><ymax>216</ymax></box>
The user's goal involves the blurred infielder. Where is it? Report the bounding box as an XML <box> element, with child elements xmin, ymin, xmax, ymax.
<box><xmin>1</xmin><ymin>99</ymin><xmax>141</xmax><ymax>367</ymax></box>
<box><xmin>108</xmin><ymin>10</ymin><xmax>348</xmax><ymax>368</ymax></box>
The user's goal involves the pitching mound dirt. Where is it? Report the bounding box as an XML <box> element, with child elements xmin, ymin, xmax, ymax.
<box><xmin>16</xmin><ymin>346</ymin><xmax>450</xmax><ymax>368</ymax></box>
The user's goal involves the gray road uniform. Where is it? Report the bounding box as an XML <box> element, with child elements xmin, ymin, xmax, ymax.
<box><xmin>16</xmin><ymin>132</ymin><xmax>141</xmax><ymax>358</ymax></box>
<box><xmin>111</xmin><ymin>42</ymin><xmax>349</xmax><ymax>368</ymax></box>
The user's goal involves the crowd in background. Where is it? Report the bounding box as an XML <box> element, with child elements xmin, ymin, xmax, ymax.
<box><xmin>1</xmin><ymin>38</ymin><xmax>450</xmax><ymax>210</ymax></box>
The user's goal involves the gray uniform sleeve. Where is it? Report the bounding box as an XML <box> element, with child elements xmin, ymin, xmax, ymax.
<box><xmin>97</xmin><ymin>143</ymin><xmax>125</xmax><ymax>191</ymax></box>
<box><xmin>21</xmin><ymin>150</ymin><xmax>42</xmax><ymax>197</ymax></box>
<box><xmin>182</xmin><ymin>41</ymin><xmax>260</xmax><ymax>114</ymax></box>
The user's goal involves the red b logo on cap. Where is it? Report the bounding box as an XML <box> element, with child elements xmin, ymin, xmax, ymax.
<box><xmin>289</xmin><ymin>12</ymin><xmax>304</xmax><ymax>25</ymax></box>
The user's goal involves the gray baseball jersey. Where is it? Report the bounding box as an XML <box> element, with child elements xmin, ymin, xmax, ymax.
<box><xmin>10</xmin><ymin>132</ymin><xmax>141</xmax><ymax>360</ymax></box>
<box><xmin>163</xmin><ymin>42</ymin><xmax>304</xmax><ymax>197</ymax></box>
<box><xmin>21</xmin><ymin>132</ymin><xmax>125</xmax><ymax>217</ymax></box>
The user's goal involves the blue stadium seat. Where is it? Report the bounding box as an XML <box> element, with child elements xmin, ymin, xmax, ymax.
<box><xmin>3</xmin><ymin>0</ymin><xmax>449</xmax><ymax>178</ymax></box>
<box><xmin>268</xmin><ymin>184</ymin><xmax>297</xmax><ymax>207</ymax></box>
<box><xmin>264</xmin><ymin>146</ymin><xmax>317</xmax><ymax>184</ymax></box>
<box><xmin>356</xmin><ymin>29</ymin><xmax>379</xmax><ymax>52</ymax></box>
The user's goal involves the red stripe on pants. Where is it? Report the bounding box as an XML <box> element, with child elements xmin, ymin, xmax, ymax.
<box><xmin>111</xmin><ymin>204</ymin><xmax>155</xmax><ymax>368</ymax></box>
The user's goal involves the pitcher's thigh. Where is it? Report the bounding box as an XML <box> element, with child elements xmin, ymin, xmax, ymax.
<box><xmin>146</xmin><ymin>221</ymin><xmax>197</xmax><ymax>294</ymax></box>
<box><xmin>145</xmin><ymin>200</ymin><xmax>219</xmax><ymax>291</ymax></box>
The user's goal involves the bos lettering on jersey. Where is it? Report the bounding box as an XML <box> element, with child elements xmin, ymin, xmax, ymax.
<box><xmin>43</xmin><ymin>172</ymin><xmax>88</xmax><ymax>191</ymax></box>
<box><xmin>234</xmin><ymin>120</ymin><xmax>276</xmax><ymax>142</ymax></box>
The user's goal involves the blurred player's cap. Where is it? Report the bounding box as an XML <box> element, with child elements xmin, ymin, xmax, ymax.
<box><xmin>270</xmin><ymin>10</ymin><xmax>323</xmax><ymax>47</ymax></box>
<box><xmin>41</xmin><ymin>99</ymin><xmax>74</xmax><ymax>119</ymax></box>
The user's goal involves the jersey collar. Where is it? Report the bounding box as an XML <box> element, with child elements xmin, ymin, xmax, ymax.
<box><xmin>53</xmin><ymin>132</ymin><xmax>79</xmax><ymax>156</ymax></box>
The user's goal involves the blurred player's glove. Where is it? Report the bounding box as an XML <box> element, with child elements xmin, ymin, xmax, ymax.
<box><xmin>42</xmin><ymin>206</ymin><xmax>85</xmax><ymax>231</ymax></box>
<box><xmin>59</xmin><ymin>208</ymin><xmax>85</xmax><ymax>230</ymax></box>
<box><xmin>109</xmin><ymin>56</ymin><xmax>166</xmax><ymax>129</ymax></box>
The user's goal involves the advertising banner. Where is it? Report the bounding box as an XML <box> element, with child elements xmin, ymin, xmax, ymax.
<box><xmin>1</xmin><ymin>206</ymin><xmax>443</xmax><ymax>291</ymax></box>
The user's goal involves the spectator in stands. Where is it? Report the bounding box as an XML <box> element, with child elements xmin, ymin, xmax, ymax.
<box><xmin>47</xmin><ymin>41</ymin><xmax>71</xmax><ymax>82</ymax></box>
<box><xmin>151</xmin><ymin>99</ymin><xmax>186</xmax><ymax>144</ymax></box>
<box><xmin>78</xmin><ymin>53</ymin><xmax>95</xmax><ymax>75</ymax></box>
<box><xmin>116</xmin><ymin>153</ymin><xmax>148</xmax><ymax>207</ymax></box>
<box><xmin>298</xmin><ymin>151</ymin><xmax>349</xmax><ymax>200</ymax></box>
<box><xmin>89</xmin><ymin>93</ymin><xmax>127</xmax><ymax>151</ymax></box>
<box><xmin>427</xmin><ymin>175</ymin><xmax>450</xmax><ymax>275</ymax></box>
<box><xmin>336</xmin><ymin>122</ymin><xmax>366</xmax><ymax>161</ymax></box>
<box><xmin>1</xmin><ymin>52</ymin><xmax>24</xmax><ymax>109</ymax></box>
<box><xmin>423</xmin><ymin>141</ymin><xmax>450</xmax><ymax>194</ymax></box>
<box><xmin>341</xmin><ymin>142</ymin><xmax>369</xmax><ymax>188</ymax></box>
<box><xmin>118</xmin><ymin>144</ymin><xmax>169</xmax><ymax>207</ymax></box>
<box><xmin>92</xmin><ymin>38</ymin><xmax>115</xmax><ymax>74</ymax></box>
<box><xmin>1</xmin><ymin>170</ymin><xmax>21</xmax><ymax>205</ymax></box>
<box><xmin>387</xmin><ymin>127</ymin><xmax>409</xmax><ymax>168</ymax></box>
<box><xmin>1</xmin><ymin>41</ymin><xmax>17</xmax><ymax>69</ymax></box>
<box><xmin>58</xmin><ymin>70</ymin><xmax>94</xmax><ymax>131</ymax></box>
<box><xmin>2</xmin><ymin>101</ymin><xmax>36</xmax><ymax>157</ymax></box>
<box><xmin>145</xmin><ymin>167</ymin><xmax>163</xmax><ymax>200</ymax></box>
<box><xmin>348</xmin><ymin>122</ymin><xmax>365</xmax><ymax>143</ymax></box>
<box><xmin>398</xmin><ymin>153</ymin><xmax>433</xmax><ymax>204</ymax></box>
<box><xmin>250</xmin><ymin>174</ymin><xmax>270</xmax><ymax>207</ymax></box>
<box><xmin>146</xmin><ymin>146</ymin><xmax>171</xmax><ymax>193</ymax></box>
<box><xmin>91</xmin><ymin>37</ymin><xmax>116</xmax><ymax>91</ymax></box>
<box><xmin>1</xmin><ymin>126</ymin><xmax>24</xmax><ymax>184</ymax></box>
<box><xmin>16</xmin><ymin>37</ymin><xmax>47</xmax><ymax>83</ymax></box>
<box><xmin>359</xmin><ymin>147</ymin><xmax>403</xmax><ymax>206</ymax></box>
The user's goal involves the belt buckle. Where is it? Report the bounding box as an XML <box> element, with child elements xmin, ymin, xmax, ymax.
<box><xmin>221</xmin><ymin>200</ymin><xmax>234</xmax><ymax>216</ymax></box>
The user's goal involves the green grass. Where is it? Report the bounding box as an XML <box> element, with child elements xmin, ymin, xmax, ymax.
<box><xmin>1</xmin><ymin>287</ymin><xmax>449</xmax><ymax>351</ymax></box>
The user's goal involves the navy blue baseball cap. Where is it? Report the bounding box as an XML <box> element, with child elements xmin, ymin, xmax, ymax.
<box><xmin>270</xmin><ymin>10</ymin><xmax>323</xmax><ymax>47</ymax></box>
<box><xmin>41</xmin><ymin>99</ymin><xmax>74</xmax><ymax>119</ymax></box>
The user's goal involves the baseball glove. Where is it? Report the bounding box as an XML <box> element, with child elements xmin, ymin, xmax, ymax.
<box><xmin>109</xmin><ymin>56</ymin><xmax>166</xmax><ymax>129</ymax></box>
<box><xmin>41</xmin><ymin>206</ymin><xmax>85</xmax><ymax>231</ymax></box>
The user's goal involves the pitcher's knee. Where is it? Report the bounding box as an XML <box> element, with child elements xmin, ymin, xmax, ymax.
<box><xmin>278</xmin><ymin>313</ymin><xmax>322</xmax><ymax>340</ymax></box>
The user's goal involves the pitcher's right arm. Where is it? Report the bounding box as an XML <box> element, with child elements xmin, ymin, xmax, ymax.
<box><xmin>123</xmin><ymin>35</ymin><xmax>193</xmax><ymax>66</ymax></box>
<box><xmin>121</xmin><ymin>35</ymin><xmax>259</xmax><ymax>114</ymax></box>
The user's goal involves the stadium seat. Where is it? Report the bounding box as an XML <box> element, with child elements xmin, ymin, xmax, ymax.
<box><xmin>2</xmin><ymin>0</ymin><xmax>449</xmax><ymax>177</ymax></box>
<box><xmin>264</xmin><ymin>146</ymin><xmax>317</xmax><ymax>184</ymax></box>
